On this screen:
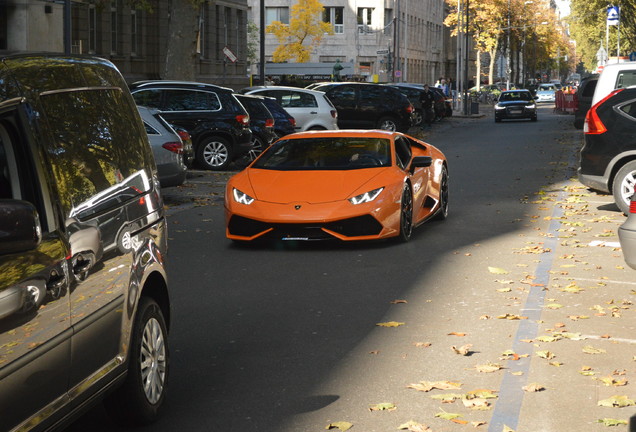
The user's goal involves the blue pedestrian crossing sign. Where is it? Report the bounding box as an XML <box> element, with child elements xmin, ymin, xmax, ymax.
<box><xmin>630</xmin><ymin>52</ymin><xmax>636</xmax><ymax>62</ymax></box>
<box><xmin>607</xmin><ymin>6</ymin><xmax>619</xmax><ymax>25</ymax></box>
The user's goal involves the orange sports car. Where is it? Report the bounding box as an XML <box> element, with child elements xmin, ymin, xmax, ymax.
<box><xmin>224</xmin><ymin>130</ymin><xmax>448</xmax><ymax>242</ymax></box>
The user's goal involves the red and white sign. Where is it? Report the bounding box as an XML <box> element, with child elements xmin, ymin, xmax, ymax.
<box><xmin>223</xmin><ymin>46</ymin><xmax>237</xmax><ymax>63</ymax></box>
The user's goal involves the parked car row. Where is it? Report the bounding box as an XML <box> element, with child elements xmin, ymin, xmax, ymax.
<box><xmin>576</xmin><ymin>62</ymin><xmax>636</xmax><ymax>216</ymax></box>
<box><xmin>128</xmin><ymin>79</ymin><xmax>465</xmax><ymax>178</ymax></box>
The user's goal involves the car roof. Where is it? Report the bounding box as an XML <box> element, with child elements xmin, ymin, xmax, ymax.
<box><xmin>245</xmin><ymin>85</ymin><xmax>325</xmax><ymax>95</ymax></box>
<box><xmin>130</xmin><ymin>80</ymin><xmax>234</xmax><ymax>93</ymax></box>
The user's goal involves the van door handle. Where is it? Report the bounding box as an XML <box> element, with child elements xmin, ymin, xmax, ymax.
<box><xmin>310</xmin><ymin>111</ymin><xmax>318</xmax><ymax>114</ymax></box>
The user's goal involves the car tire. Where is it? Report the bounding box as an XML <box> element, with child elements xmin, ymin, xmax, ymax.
<box><xmin>434</xmin><ymin>166</ymin><xmax>449</xmax><ymax>220</ymax></box>
<box><xmin>377</xmin><ymin>116</ymin><xmax>398</xmax><ymax>131</ymax></box>
<box><xmin>612</xmin><ymin>161</ymin><xmax>636</xmax><ymax>215</ymax></box>
<box><xmin>104</xmin><ymin>297</ymin><xmax>169</xmax><ymax>426</ymax></box>
<box><xmin>196</xmin><ymin>136</ymin><xmax>232</xmax><ymax>171</ymax></box>
<box><xmin>397</xmin><ymin>184</ymin><xmax>413</xmax><ymax>242</ymax></box>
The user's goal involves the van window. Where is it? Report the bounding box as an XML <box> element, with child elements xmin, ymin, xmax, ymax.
<box><xmin>616</xmin><ymin>70</ymin><xmax>636</xmax><ymax>89</ymax></box>
<box><xmin>40</xmin><ymin>88</ymin><xmax>153</xmax><ymax>218</ymax></box>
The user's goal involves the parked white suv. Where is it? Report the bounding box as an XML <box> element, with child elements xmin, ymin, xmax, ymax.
<box><xmin>591</xmin><ymin>62</ymin><xmax>636</xmax><ymax>106</ymax></box>
<box><xmin>242</xmin><ymin>86</ymin><xmax>339</xmax><ymax>132</ymax></box>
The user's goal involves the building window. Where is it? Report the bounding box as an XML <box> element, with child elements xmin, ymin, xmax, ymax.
<box><xmin>131</xmin><ymin>9</ymin><xmax>141</xmax><ymax>56</ymax></box>
<box><xmin>384</xmin><ymin>8</ymin><xmax>393</xmax><ymax>35</ymax></box>
<box><xmin>265</xmin><ymin>7</ymin><xmax>289</xmax><ymax>26</ymax></box>
<box><xmin>323</xmin><ymin>7</ymin><xmax>343</xmax><ymax>34</ymax></box>
<box><xmin>88</xmin><ymin>5</ymin><xmax>96</xmax><ymax>53</ymax></box>
<box><xmin>236</xmin><ymin>10</ymin><xmax>243</xmax><ymax>59</ymax></box>
<box><xmin>110</xmin><ymin>0</ymin><xmax>119</xmax><ymax>54</ymax></box>
<box><xmin>357</xmin><ymin>8</ymin><xmax>373</xmax><ymax>33</ymax></box>
<box><xmin>198</xmin><ymin>3</ymin><xmax>207</xmax><ymax>58</ymax></box>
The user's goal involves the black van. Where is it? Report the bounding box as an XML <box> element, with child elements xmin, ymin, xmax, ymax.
<box><xmin>0</xmin><ymin>54</ymin><xmax>170</xmax><ymax>430</ymax></box>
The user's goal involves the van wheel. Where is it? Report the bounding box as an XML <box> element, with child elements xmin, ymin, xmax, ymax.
<box><xmin>105</xmin><ymin>298</ymin><xmax>169</xmax><ymax>426</ymax></box>
<box><xmin>197</xmin><ymin>137</ymin><xmax>232</xmax><ymax>170</ymax></box>
<box><xmin>378</xmin><ymin>116</ymin><xmax>398</xmax><ymax>131</ymax></box>
<box><xmin>612</xmin><ymin>161</ymin><xmax>636</xmax><ymax>215</ymax></box>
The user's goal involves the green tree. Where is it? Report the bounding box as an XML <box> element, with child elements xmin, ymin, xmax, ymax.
<box><xmin>266</xmin><ymin>0</ymin><xmax>334</xmax><ymax>63</ymax></box>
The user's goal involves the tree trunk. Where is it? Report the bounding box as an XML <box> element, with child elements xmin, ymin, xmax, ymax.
<box><xmin>488</xmin><ymin>40</ymin><xmax>498</xmax><ymax>85</ymax></box>
<box><xmin>476</xmin><ymin>49</ymin><xmax>481</xmax><ymax>90</ymax></box>
<box><xmin>164</xmin><ymin>0</ymin><xmax>200</xmax><ymax>80</ymax></box>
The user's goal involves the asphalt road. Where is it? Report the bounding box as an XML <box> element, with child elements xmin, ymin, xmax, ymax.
<box><xmin>68</xmin><ymin>105</ymin><xmax>636</xmax><ymax>431</ymax></box>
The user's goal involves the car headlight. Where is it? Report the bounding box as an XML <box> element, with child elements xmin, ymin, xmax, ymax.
<box><xmin>349</xmin><ymin>187</ymin><xmax>384</xmax><ymax>205</ymax></box>
<box><xmin>233</xmin><ymin>188</ymin><xmax>255</xmax><ymax>205</ymax></box>
<box><xmin>525</xmin><ymin>104</ymin><xmax>536</xmax><ymax>109</ymax></box>
<box><xmin>495</xmin><ymin>105</ymin><xmax>506</xmax><ymax>110</ymax></box>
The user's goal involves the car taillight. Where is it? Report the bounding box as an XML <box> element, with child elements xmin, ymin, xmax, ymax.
<box><xmin>265</xmin><ymin>118</ymin><xmax>275</xmax><ymax>128</ymax></box>
<box><xmin>176</xmin><ymin>129</ymin><xmax>191</xmax><ymax>142</ymax></box>
<box><xmin>289</xmin><ymin>117</ymin><xmax>296</xmax><ymax>127</ymax></box>
<box><xmin>330</xmin><ymin>110</ymin><xmax>337</xmax><ymax>119</ymax></box>
<box><xmin>162</xmin><ymin>141</ymin><xmax>183</xmax><ymax>154</ymax></box>
<box><xmin>236</xmin><ymin>114</ymin><xmax>250</xmax><ymax>126</ymax></box>
<box><xmin>406</xmin><ymin>104</ymin><xmax>414</xmax><ymax>114</ymax></box>
<box><xmin>584</xmin><ymin>89</ymin><xmax>624</xmax><ymax>135</ymax></box>
<box><xmin>631</xmin><ymin>198</ymin><xmax>636</xmax><ymax>214</ymax></box>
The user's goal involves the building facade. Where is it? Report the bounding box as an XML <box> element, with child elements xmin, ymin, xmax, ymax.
<box><xmin>249</xmin><ymin>0</ymin><xmax>450</xmax><ymax>85</ymax></box>
<box><xmin>0</xmin><ymin>0</ymin><xmax>250</xmax><ymax>88</ymax></box>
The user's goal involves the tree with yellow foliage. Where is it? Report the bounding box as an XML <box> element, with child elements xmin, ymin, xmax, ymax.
<box><xmin>266</xmin><ymin>0</ymin><xmax>334</xmax><ymax>63</ymax></box>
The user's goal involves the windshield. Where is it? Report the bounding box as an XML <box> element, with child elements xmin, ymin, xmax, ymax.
<box><xmin>499</xmin><ymin>92</ymin><xmax>533</xmax><ymax>102</ymax></box>
<box><xmin>539</xmin><ymin>85</ymin><xmax>555</xmax><ymax>91</ymax></box>
<box><xmin>252</xmin><ymin>137</ymin><xmax>392</xmax><ymax>170</ymax></box>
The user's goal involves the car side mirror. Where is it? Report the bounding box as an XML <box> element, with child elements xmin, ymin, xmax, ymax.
<box><xmin>0</xmin><ymin>199</ymin><xmax>42</xmax><ymax>255</ymax></box>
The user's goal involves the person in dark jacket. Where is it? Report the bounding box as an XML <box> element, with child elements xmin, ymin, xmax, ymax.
<box><xmin>419</xmin><ymin>84</ymin><xmax>435</xmax><ymax>128</ymax></box>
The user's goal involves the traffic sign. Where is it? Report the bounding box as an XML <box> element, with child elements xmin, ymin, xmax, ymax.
<box><xmin>223</xmin><ymin>46</ymin><xmax>237</xmax><ymax>63</ymax></box>
<box><xmin>376</xmin><ymin>49</ymin><xmax>389</xmax><ymax>55</ymax></box>
<box><xmin>630</xmin><ymin>52</ymin><xmax>636</xmax><ymax>62</ymax></box>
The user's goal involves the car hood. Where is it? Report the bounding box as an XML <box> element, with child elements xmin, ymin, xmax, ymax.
<box><xmin>246</xmin><ymin>168</ymin><xmax>386</xmax><ymax>204</ymax></box>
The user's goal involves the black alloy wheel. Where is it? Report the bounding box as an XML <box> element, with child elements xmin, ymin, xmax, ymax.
<box><xmin>398</xmin><ymin>184</ymin><xmax>413</xmax><ymax>242</ymax></box>
<box><xmin>434</xmin><ymin>166</ymin><xmax>449</xmax><ymax>220</ymax></box>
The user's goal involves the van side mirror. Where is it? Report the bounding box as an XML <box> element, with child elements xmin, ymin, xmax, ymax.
<box><xmin>0</xmin><ymin>200</ymin><xmax>42</xmax><ymax>255</ymax></box>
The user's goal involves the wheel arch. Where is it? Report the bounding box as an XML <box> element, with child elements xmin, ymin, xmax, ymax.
<box><xmin>607</xmin><ymin>153</ymin><xmax>636</xmax><ymax>193</ymax></box>
<box><xmin>194</xmin><ymin>131</ymin><xmax>234</xmax><ymax>151</ymax></box>
<box><xmin>140</xmin><ymin>271</ymin><xmax>171</xmax><ymax>331</ymax></box>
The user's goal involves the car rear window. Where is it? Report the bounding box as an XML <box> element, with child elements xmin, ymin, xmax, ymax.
<box><xmin>163</xmin><ymin>89</ymin><xmax>221</xmax><ymax>111</ymax></box>
<box><xmin>616</xmin><ymin>70</ymin><xmax>636</xmax><ymax>89</ymax></box>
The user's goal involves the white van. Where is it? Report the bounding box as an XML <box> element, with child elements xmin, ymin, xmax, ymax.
<box><xmin>591</xmin><ymin>62</ymin><xmax>636</xmax><ymax>105</ymax></box>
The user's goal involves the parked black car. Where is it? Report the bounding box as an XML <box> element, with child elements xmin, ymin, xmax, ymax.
<box><xmin>578</xmin><ymin>87</ymin><xmax>636</xmax><ymax>214</ymax></box>
<box><xmin>573</xmin><ymin>74</ymin><xmax>599</xmax><ymax>129</ymax></box>
<box><xmin>235</xmin><ymin>94</ymin><xmax>278</xmax><ymax>160</ymax></box>
<box><xmin>260</xmin><ymin>96</ymin><xmax>296</xmax><ymax>138</ymax></box>
<box><xmin>0</xmin><ymin>53</ymin><xmax>170</xmax><ymax>431</ymax></box>
<box><xmin>311</xmin><ymin>82</ymin><xmax>414</xmax><ymax>132</ymax></box>
<box><xmin>130</xmin><ymin>80</ymin><xmax>252</xmax><ymax>170</ymax></box>
<box><xmin>494</xmin><ymin>90</ymin><xmax>537</xmax><ymax>122</ymax></box>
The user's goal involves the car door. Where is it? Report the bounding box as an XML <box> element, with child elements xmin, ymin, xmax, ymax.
<box><xmin>38</xmin><ymin>87</ymin><xmax>155</xmax><ymax>394</ymax></box>
<box><xmin>0</xmin><ymin>102</ymin><xmax>72</xmax><ymax>431</ymax></box>
<box><xmin>326</xmin><ymin>85</ymin><xmax>359</xmax><ymax>128</ymax></box>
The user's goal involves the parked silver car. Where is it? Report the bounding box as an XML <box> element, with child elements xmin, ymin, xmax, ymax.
<box><xmin>242</xmin><ymin>86</ymin><xmax>339</xmax><ymax>131</ymax></box>
<box><xmin>138</xmin><ymin>106</ymin><xmax>187</xmax><ymax>187</ymax></box>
